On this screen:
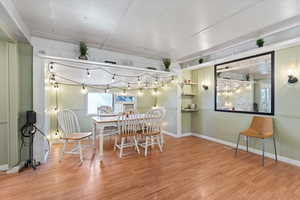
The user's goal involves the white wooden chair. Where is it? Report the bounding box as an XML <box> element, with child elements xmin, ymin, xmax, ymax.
<box><xmin>57</xmin><ymin>109</ymin><xmax>92</xmax><ymax>163</ymax></box>
<box><xmin>151</xmin><ymin>107</ymin><xmax>166</xmax><ymax>145</ymax></box>
<box><xmin>114</xmin><ymin>113</ymin><xmax>140</xmax><ymax>158</ymax></box>
<box><xmin>96</xmin><ymin>106</ymin><xmax>119</xmax><ymax>139</ymax></box>
<box><xmin>139</xmin><ymin>111</ymin><xmax>163</xmax><ymax>156</ymax></box>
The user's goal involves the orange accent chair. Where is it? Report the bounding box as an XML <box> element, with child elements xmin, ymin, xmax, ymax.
<box><xmin>235</xmin><ymin>116</ymin><xmax>277</xmax><ymax>166</ymax></box>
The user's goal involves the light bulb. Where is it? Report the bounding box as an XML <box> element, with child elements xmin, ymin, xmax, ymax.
<box><xmin>127</xmin><ymin>83</ymin><xmax>131</xmax><ymax>89</ymax></box>
<box><xmin>138</xmin><ymin>88</ymin><xmax>144</xmax><ymax>96</ymax></box>
<box><xmin>53</xmin><ymin>83</ymin><xmax>59</xmax><ymax>91</ymax></box>
<box><xmin>137</xmin><ymin>76</ymin><xmax>141</xmax><ymax>85</ymax></box>
<box><xmin>49</xmin><ymin>74</ymin><xmax>56</xmax><ymax>84</ymax></box>
<box><xmin>86</xmin><ymin>69</ymin><xmax>91</xmax><ymax>78</ymax></box>
<box><xmin>105</xmin><ymin>85</ymin><xmax>110</xmax><ymax>93</ymax></box>
<box><xmin>288</xmin><ymin>69</ymin><xmax>296</xmax><ymax>76</ymax></box>
<box><xmin>81</xmin><ymin>84</ymin><xmax>88</xmax><ymax>94</ymax></box>
<box><xmin>122</xmin><ymin>89</ymin><xmax>127</xmax><ymax>96</ymax></box>
<box><xmin>111</xmin><ymin>74</ymin><xmax>116</xmax><ymax>83</ymax></box>
<box><xmin>49</xmin><ymin>62</ymin><xmax>54</xmax><ymax>73</ymax></box>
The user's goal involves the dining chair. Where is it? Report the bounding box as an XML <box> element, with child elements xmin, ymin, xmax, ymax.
<box><xmin>235</xmin><ymin>116</ymin><xmax>277</xmax><ymax>166</ymax></box>
<box><xmin>139</xmin><ymin>110</ymin><xmax>163</xmax><ymax>156</ymax></box>
<box><xmin>57</xmin><ymin>109</ymin><xmax>92</xmax><ymax>163</ymax></box>
<box><xmin>96</xmin><ymin>106</ymin><xmax>119</xmax><ymax>143</ymax></box>
<box><xmin>114</xmin><ymin>113</ymin><xmax>140</xmax><ymax>158</ymax></box>
<box><xmin>151</xmin><ymin>107</ymin><xmax>166</xmax><ymax>145</ymax></box>
<box><xmin>97</xmin><ymin>106</ymin><xmax>113</xmax><ymax>115</ymax></box>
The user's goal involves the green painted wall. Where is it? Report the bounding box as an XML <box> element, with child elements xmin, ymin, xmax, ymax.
<box><xmin>18</xmin><ymin>43</ymin><xmax>33</xmax><ymax>162</ymax></box>
<box><xmin>191</xmin><ymin>45</ymin><xmax>300</xmax><ymax>162</ymax></box>
<box><xmin>157</xmin><ymin>83</ymin><xmax>178</xmax><ymax>134</ymax></box>
<box><xmin>0</xmin><ymin>40</ymin><xmax>32</xmax><ymax>168</ymax></box>
<box><xmin>47</xmin><ymin>85</ymin><xmax>156</xmax><ymax>138</ymax></box>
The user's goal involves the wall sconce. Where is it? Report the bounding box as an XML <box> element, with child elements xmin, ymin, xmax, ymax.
<box><xmin>202</xmin><ymin>81</ymin><xmax>209</xmax><ymax>90</ymax></box>
<box><xmin>288</xmin><ymin>69</ymin><xmax>298</xmax><ymax>84</ymax></box>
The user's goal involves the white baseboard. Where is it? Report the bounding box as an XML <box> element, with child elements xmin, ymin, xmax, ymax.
<box><xmin>0</xmin><ymin>164</ymin><xmax>8</xmax><ymax>171</ymax></box>
<box><xmin>162</xmin><ymin>130</ymin><xmax>179</xmax><ymax>138</ymax></box>
<box><xmin>191</xmin><ymin>133</ymin><xmax>300</xmax><ymax>168</ymax></box>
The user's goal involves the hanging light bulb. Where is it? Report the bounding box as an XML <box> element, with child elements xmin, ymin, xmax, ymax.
<box><xmin>138</xmin><ymin>88</ymin><xmax>144</xmax><ymax>96</ymax></box>
<box><xmin>53</xmin><ymin>106</ymin><xmax>59</xmax><ymax>114</ymax></box>
<box><xmin>127</xmin><ymin>83</ymin><xmax>131</xmax><ymax>89</ymax></box>
<box><xmin>111</xmin><ymin>74</ymin><xmax>116</xmax><ymax>83</ymax></box>
<box><xmin>53</xmin><ymin>82</ymin><xmax>59</xmax><ymax>91</ymax></box>
<box><xmin>171</xmin><ymin>76</ymin><xmax>177</xmax><ymax>84</ymax></box>
<box><xmin>122</xmin><ymin>89</ymin><xmax>127</xmax><ymax>96</ymax></box>
<box><xmin>137</xmin><ymin>76</ymin><xmax>141</xmax><ymax>85</ymax></box>
<box><xmin>49</xmin><ymin>74</ymin><xmax>56</xmax><ymax>84</ymax></box>
<box><xmin>86</xmin><ymin>68</ymin><xmax>91</xmax><ymax>78</ymax></box>
<box><xmin>154</xmin><ymin>77</ymin><xmax>159</xmax><ymax>85</ymax></box>
<box><xmin>105</xmin><ymin>85</ymin><xmax>110</xmax><ymax>93</ymax></box>
<box><xmin>55</xmin><ymin>129</ymin><xmax>60</xmax><ymax>136</ymax></box>
<box><xmin>81</xmin><ymin>83</ymin><xmax>88</xmax><ymax>94</ymax></box>
<box><xmin>49</xmin><ymin>62</ymin><xmax>54</xmax><ymax>73</ymax></box>
<box><xmin>152</xmin><ymin>88</ymin><xmax>159</xmax><ymax>96</ymax></box>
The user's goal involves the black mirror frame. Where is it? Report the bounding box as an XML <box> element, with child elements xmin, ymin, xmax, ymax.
<box><xmin>214</xmin><ymin>51</ymin><xmax>275</xmax><ymax>116</ymax></box>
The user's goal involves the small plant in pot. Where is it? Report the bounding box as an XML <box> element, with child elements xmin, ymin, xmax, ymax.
<box><xmin>162</xmin><ymin>58</ymin><xmax>171</xmax><ymax>72</ymax></box>
<box><xmin>79</xmin><ymin>41</ymin><xmax>88</xmax><ymax>60</ymax></box>
<box><xmin>256</xmin><ymin>39</ymin><xmax>264</xmax><ymax>48</ymax></box>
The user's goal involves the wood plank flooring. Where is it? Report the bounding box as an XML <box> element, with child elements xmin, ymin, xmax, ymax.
<box><xmin>1</xmin><ymin>136</ymin><xmax>300</xmax><ymax>200</ymax></box>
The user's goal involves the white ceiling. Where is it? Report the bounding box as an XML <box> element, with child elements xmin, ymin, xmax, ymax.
<box><xmin>12</xmin><ymin>0</ymin><xmax>300</xmax><ymax>60</ymax></box>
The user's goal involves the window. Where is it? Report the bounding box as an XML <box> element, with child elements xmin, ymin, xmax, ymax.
<box><xmin>87</xmin><ymin>93</ymin><xmax>113</xmax><ymax>115</ymax></box>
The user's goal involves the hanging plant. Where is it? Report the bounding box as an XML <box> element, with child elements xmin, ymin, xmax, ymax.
<box><xmin>256</xmin><ymin>39</ymin><xmax>264</xmax><ymax>48</ymax></box>
<box><xmin>162</xmin><ymin>58</ymin><xmax>171</xmax><ymax>72</ymax></box>
<box><xmin>79</xmin><ymin>41</ymin><xmax>88</xmax><ymax>60</ymax></box>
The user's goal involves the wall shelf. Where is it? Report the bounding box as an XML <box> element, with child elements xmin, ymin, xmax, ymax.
<box><xmin>181</xmin><ymin>109</ymin><xmax>199</xmax><ymax>112</ymax></box>
<box><xmin>181</xmin><ymin>93</ymin><xmax>196</xmax><ymax>96</ymax></box>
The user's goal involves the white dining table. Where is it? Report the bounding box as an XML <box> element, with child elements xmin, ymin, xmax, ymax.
<box><xmin>92</xmin><ymin>113</ymin><xmax>163</xmax><ymax>162</ymax></box>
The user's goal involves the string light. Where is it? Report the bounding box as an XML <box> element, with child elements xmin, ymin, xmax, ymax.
<box><xmin>152</xmin><ymin>88</ymin><xmax>159</xmax><ymax>96</ymax></box>
<box><xmin>137</xmin><ymin>76</ymin><xmax>141</xmax><ymax>85</ymax></box>
<box><xmin>53</xmin><ymin>82</ymin><xmax>59</xmax><ymax>91</ymax></box>
<box><xmin>111</xmin><ymin>74</ymin><xmax>116</xmax><ymax>83</ymax></box>
<box><xmin>81</xmin><ymin>83</ymin><xmax>88</xmax><ymax>94</ymax></box>
<box><xmin>154</xmin><ymin>77</ymin><xmax>159</xmax><ymax>85</ymax></box>
<box><xmin>127</xmin><ymin>83</ymin><xmax>131</xmax><ymax>89</ymax></box>
<box><xmin>138</xmin><ymin>88</ymin><xmax>144</xmax><ymax>96</ymax></box>
<box><xmin>105</xmin><ymin>85</ymin><xmax>110</xmax><ymax>93</ymax></box>
<box><xmin>49</xmin><ymin>74</ymin><xmax>56</xmax><ymax>84</ymax></box>
<box><xmin>86</xmin><ymin>68</ymin><xmax>91</xmax><ymax>78</ymax></box>
<box><xmin>122</xmin><ymin>89</ymin><xmax>127</xmax><ymax>96</ymax></box>
<box><xmin>49</xmin><ymin>62</ymin><xmax>54</xmax><ymax>72</ymax></box>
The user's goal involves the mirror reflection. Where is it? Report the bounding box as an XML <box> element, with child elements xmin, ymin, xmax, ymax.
<box><xmin>215</xmin><ymin>52</ymin><xmax>274</xmax><ymax>115</ymax></box>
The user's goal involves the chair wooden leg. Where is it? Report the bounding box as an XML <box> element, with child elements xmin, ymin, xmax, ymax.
<box><xmin>79</xmin><ymin>140</ymin><xmax>83</xmax><ymax>163</ymax></box>
<box><xmin>273</xmin><ymin>136</ymin><xmax>278</xmax><ymax>162</ymax></box>
<box><xmin>262</xmin><ymin>139</ymin><xmax>265</xmax><ymax>166</ymax></box>
<box><xmin>145</xmin><ymin>137</ymin><xmax>149</xmax><ymax>156</ymax></box>
<box><xmin>133</xmin><ymin>136</ymin><xmax>140</xmax><ymax>154</ymax></box>
<box><xmin>160</xmin><ymin>132</ymin><xmax>164</xmax><ymax>147</ymax></box>
<box><xmin>235</xmin><ymin>134</ymin><xmax>240</xmax><ymax>156</ymax></box>
<box><xmin>246</xmin><ymin>136</ymin><xmax>249</xmax><ymax>152</ymax></box>
<box><xmin>157</xmin><ymin>135</ymin><xmax>163</xmax><ymax>152</ymax></box>
<box><xmin>60</xmin><ymin>140</ymin><xmax>67</xmax><ymax>162</ymax></box>
<box><xmin>114</xmin><ymin>135</ymin><xmax>118</xmax><ymax>151</ymax></box>
<box><xmin>119</xmin><ymin>137</ymin><xmax>125</xmax><ymax>158</ymax></box>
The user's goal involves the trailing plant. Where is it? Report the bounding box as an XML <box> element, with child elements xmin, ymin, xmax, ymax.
<box><xmin>198</xmin><ymin>58</ymin><xmax>204</xmax><ymax>64</ymax></box>
<box><xmin>79</xmin><ymin>41</ymin><xmax>88</xmax><ymax>60</ymax></box>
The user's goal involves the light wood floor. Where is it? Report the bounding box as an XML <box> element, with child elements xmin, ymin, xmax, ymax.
<box><xmin>1</xmin><ymin>136</ymin><xmax>300</xmax><ymax>200</ymax></box>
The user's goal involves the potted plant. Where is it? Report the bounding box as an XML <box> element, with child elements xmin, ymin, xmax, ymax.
<box><xmin>162</xmin><ymin>58</ymin><xmax>171</xmax><ymax>72</ymax></box>
<box><xmin>198</xmin><ymin>58</ymin><xmax>204</xmax><ymax>64</ymax></box>
<box><xmin>256</xmin><ymin>39</ymin><xmax>264</xmax><ymax>48</ymax></box>
<box><xmin>79</xmin><ymin>41</ymin><xmax>88</xmax><ymax>60</ymax></box>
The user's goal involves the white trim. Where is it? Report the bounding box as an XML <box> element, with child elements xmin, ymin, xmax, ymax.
<box><xmin>162</xmin><ymin>130</ymin><xmax>179</xmax><ymax>138</ymax></box>
<box><xmin>182</xmin><ymin>36</ymin><xmax>300</xmax><ymax>71</ymax></box>
<box><xmin>38</xmin><ymin>54</ymin><xmax>175</xmax><ymax>75</ymax></box>
<box><xmin>191</xmin><ymin>133</ymin><xmax>300</xmax><ymax>168</ymax></box>
<box><xmin>0</xmin><ymin>164</ymin><xmax>8</xmax><ymax>171</ymax></box>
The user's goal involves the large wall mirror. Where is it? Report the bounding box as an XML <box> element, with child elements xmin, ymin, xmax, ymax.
<box><xmin>215</xmin><ymin>52</ymin><xmax>274</xmax><ymax>115</ymax></box>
